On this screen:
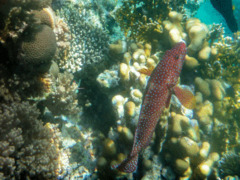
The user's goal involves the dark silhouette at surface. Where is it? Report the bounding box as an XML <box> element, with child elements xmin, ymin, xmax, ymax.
<box><xmin>210</xmin><ymin>0</ymin><xmax>238</xmax><ymax>33</ymax></box>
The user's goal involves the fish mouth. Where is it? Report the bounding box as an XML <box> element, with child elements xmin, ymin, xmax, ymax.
<box><xmin>179</xmin><ymin>39</ymin><xmax>186</xmax><ymax>44</ymax></box>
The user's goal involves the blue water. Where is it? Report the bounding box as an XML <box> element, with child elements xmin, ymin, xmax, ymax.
<box><xmin>195</xmin><ymin>0</ymin><xmax>239</xmax><ymax>35</ymax></box>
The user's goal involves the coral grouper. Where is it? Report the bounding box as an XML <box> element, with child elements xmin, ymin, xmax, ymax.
<box><xmin>111</xmin><ymin>41</ymin><xmax>196</xmax><ymax>173</ymax></box>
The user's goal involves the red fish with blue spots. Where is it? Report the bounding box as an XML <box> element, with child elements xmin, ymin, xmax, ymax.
<box><xmin>111</xmin><ymin>41</ymin><xmax>195</xmax><ymax>173</ymax></box>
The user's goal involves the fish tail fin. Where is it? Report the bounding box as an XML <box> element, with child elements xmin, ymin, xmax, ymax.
<box><xmin>111</xmin><ymin>154</ymin><xmax>138</xmax><ymax>173</ymax></box>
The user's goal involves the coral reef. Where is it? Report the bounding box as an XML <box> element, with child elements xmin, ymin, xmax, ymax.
<box><xmin>114</xmin><ymin>0</ymin><xmax>186</xmax><ymax>42</ymax></box>
<box><xmin>96</xmin><ymin>69</ymin><xmax>120</xmax><ymax>90</ymax></box>
<box><xmin>162</xmin><ymin>11</ymin><xmax>186</xmax><ymax>47</ymax></box>
<box><xmin>53</xmin><ymin>1</ymin><xmax>109</xmax><ymax>73</ymax></box>
<box><xmin>0</xmin><ymin>100</ymin><xmax>62</xmax><ymax>179</ymax></box>
<box><xmin>93</xmin><ymin>10</ymin><xmax>240</xmax><ymax>179</ymax></box>
<box><xmin>0</xmin><ymin>0</ymin><xmax>51</xmax><ymax>43</ymax></box>
<box><xmin>218</xmin><ymin>152</ymin><xmax>240</xmax><ymax>178</ymax></box>
<box><xmin>16</xmin><ymin>24</ymin><xmax>56</xmax><ymax>73</ymax></box>
<box><xmin>0</xmin><ymin>0</ymin><xmax>239</xmax><ymax>180</ymax></box>
<box><xmin>33</xmin><ymin>7</ymin><xmax>56</xmax><ymax>28</ymax></box>
<box><xmin>0</xmin><ymin>0</ymin><xmax>59</xmax><ymax>98</ymax></box>
<box><xmin>43</xmin><ymin>71</ymin><xmax>80</xmax><ymax>116</ymax></box>
<box><xmin>0</xmin><ymin>1</ymin><xmax>78</xmax><ymax>179</ymax></box>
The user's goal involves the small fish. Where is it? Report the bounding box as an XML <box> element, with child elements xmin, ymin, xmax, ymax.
<box><xmin>111</xmin><ymin>42</ymin><xmax>196</xmax><ymax>173</ymax></box>
<box><xmin>210</xmin><ymin>0</ymin><xmax>238</xmax><ymax>33</ymax></box>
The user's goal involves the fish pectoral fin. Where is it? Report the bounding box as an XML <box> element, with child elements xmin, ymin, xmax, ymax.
<box><xmin>138</xmin><ymin>66</ymin><xmax>154</xmax><ymax>76</ymax></box>
<box><xmin>167</xmin><ymin>83</ymin><xmax>176</xmax><ymax>90</ymax></box>
<box><xmin>173</xmin><ymin>85</ymin><xmax>196</xmax><ymax>109</ymax></box>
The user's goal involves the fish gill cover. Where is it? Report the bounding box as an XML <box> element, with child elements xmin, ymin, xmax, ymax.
<box><xmin>0</xmin><ymin>0</ymin><xmax>239</xmax><ymax>180</ymax></box>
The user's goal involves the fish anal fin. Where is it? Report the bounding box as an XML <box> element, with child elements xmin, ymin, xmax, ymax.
<box><xmin>173</xmin><ymin>85</ymin><xmax>196</xmax><ymax>109</ymax></box>
<box><xmin>138</xmin><ymin>66</ymin><xmax>154</xmax><ymax>76</ymax></box>
<box><xmin>111</xmin><ymin>154</ymin><xmax>138</xmax><ymax>173</ymax></box>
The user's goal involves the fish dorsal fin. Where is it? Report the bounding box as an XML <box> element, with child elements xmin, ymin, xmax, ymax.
<box><xmin>138</xmin><ymin>66</ymin><xmax>155</xmax><ymax>76</ymax></box>
<box><xmin>173</xmin><ymin>85</ymin><xmax>196</xmax><ymax>109</ymax></box>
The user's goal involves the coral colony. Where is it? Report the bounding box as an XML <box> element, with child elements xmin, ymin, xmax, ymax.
<box><xmin>0</xmin><ymin>0</ymin><xmax>240</xmax><ymax>179</ymax></box>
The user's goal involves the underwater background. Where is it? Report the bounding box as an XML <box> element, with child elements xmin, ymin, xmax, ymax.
<box><xmin>0</xmin><ymin>0</ymin><xmax>239</xmax><ymax>179</ymax></box>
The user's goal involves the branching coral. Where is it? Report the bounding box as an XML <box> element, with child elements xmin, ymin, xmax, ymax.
<box><xmin>199</xmin><ymin>34</ymin><xmax>240</xmax><ymax>82</ymax></box>
<box><xmin>54</xmin><ymin>1</ymin><xmax>109</xmax><ymax>73</ymax></box>
<box><xmin>114</xmin><ymin>0</ymin><xmax>186</xmax><ymax>42</ymax></box>
<box><xmin>218</xmin><ymin>152</ymin><xmax>240</xmax><ymax>178</ymax></box>
<box><xmin>0</xmin><ymin>69</ymin><xmax>47</xmax><ymax>101</ymax></box>
<box><xmin>43</xmin><ymin>71</ymin><xmax>80</xmax><ymax>116</ymax></box>
<box><xmin>0</xmin><ymin>100</ymin><xmax>61</xmax><ymax>179</ymax></box>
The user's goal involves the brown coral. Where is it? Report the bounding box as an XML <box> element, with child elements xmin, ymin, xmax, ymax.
<box><xmin>33</xmin><ymin>7</ymin><xmax>56</xmax><ymax>29</ymax></box>
<box><xmin>43</xmin><ymin>71</ymin><xmax>80</xmax><ymax>116</ymax></box>
<box><xmin>16</xmin><ymin>24</ymin><xmax>56</xmax><ymax>73</ymax></box>
<box><xmin>0</xmin><ymin>100</ymin><xmax>60</xmax><ymax>179</ymax></box>
<box><xmin>0</xmin><ymin>0</ymin><xmax>52</xmax><ymax>43</ymax></box>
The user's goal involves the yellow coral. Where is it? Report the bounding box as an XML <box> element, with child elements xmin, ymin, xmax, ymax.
<box><xmin>114</xmin><ymin>0</ymin><xmax>187</xmax><ymax>42</ymax></box>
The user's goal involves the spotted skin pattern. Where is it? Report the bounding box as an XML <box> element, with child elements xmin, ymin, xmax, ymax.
<box><xmin>111</xmin><ymin>42</ymin><xmax>187</xmax><ymax>173</ymax></box>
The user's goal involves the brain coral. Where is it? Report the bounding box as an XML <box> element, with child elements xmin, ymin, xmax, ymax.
<box><xmin>17</xmin><ymin>24</ymin><xmax>56</xmax><ymax>73</ymax></box>
<box><xmin>33</xmin><ymin>7</ymin><xmax>55</xmax><ymax>28</ymax></box>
